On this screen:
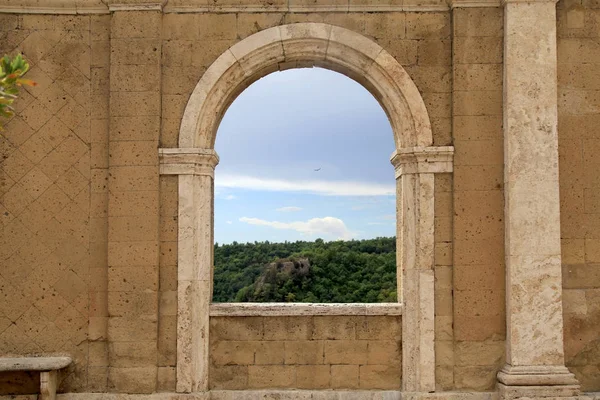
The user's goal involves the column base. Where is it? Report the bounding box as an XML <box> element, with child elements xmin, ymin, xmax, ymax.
<box><xmin>497</xmin><ymin>364</ymin><xmax>580</xmax><ymax>399</ymax></box>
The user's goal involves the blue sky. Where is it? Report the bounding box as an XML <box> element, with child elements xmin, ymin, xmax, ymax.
<box><xmin>214</xmin><ymin>67</ymin><xmax>396</xmax><ymax>244</ymax></box>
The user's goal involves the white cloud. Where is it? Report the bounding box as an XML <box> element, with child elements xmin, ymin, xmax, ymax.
<box><xmin>226</xmin><ymin>221</ymin><xmax>233</xmax><ymax>224</ymax></box>
<box><xmin>216</xmin><ymin>174</ymin><xmax>395</xmax><ymax>197</ymax></box>
<box><xmin>224</xmin><ymin>195</ymin><xmax>236</xmax><ymax>200</ymax></box>
<box><xmin>239</xmin><ymin>216</ymin><xmax>355</xmax><ymax>240</ymax></box>
<box><xmin>276</xmin><ymin>206</ymin><xmax>303</xmax><ymax>212</ymax></box>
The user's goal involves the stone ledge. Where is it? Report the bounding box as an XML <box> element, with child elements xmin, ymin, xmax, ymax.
<box><xmin>1</xmin><ymin>392</ymin><xmax>597</xmax><ymax>400</ymax></box>
<box><xmin>209</xmin><ymin>302</ymin><xmax>403</xmax><ymax>317</ymax></box>
<box><xmin>0</xmin><ymin>1</ymin><xmax>451</xmax><ymax>13</ymax></box>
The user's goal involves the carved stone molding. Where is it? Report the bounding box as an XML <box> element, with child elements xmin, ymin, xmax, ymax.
<box><xmin>159</xmin><ymin>148</ymin><xmax>219</xmax><ymax>177</ymax></box>
<box><xmin>391</xmin><ymin>146</ymin><xmax>454</xmax><ymax>177</ymax></box>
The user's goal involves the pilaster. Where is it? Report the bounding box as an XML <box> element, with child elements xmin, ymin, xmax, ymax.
<box><xmin>106</xmin><ymin>1</ymin><xmax>163</xmax><ymax>392</ymax></box>
<box><xmin>392</xmin><ymin>146</ymin><xmax>454</xmax><ymax>395</ymax></box>
<box><xmin>159</xmin><ymin>148</ymin><xmax>219</xmax><ymax>393</ymax></box>
<box><xmin>500</xmin><ymin>0</ymin><xmax>580</xmax><ymax>397</ymax></box>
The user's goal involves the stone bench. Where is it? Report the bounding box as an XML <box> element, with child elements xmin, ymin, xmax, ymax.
<box><xmin>0</xmin><ymin>356</ymin><xmax>72</xmax><ymax>400</ymax></box>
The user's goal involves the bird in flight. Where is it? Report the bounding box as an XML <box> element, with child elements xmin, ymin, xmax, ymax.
<box><xmin>314</xmin><ymin>168</ymin><xmax>321</xmax><ymax>172</ymax></box>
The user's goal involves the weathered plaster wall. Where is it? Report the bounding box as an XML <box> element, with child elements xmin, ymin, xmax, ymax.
<box><xmin>557</xmin><ymin>0</ymin><xmax>600</xmax><ymax>391</ymax></box>
<box><xmin>206</xmin><ymin>316</ymin><xmax>401</xmax><ymax>391</ymax></box>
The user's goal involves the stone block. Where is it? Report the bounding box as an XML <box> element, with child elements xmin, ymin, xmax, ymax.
<box><xmin>418</xmin><ymin>39</ymin><xmax>451</xmax><ymax>65</ymax></box>
<box><xmin>108</xmin><ymin>190</ymin><xmax>159</xmax><ymax>217</ymax></box>
<box><xmin>284</xmin><ymin>340</ymin><xmax>324</xmax><ymax>365</ymax></box>
<box><xmin>158</xmin><ymin>315</ymin><xmax>177</xmax><ymax>366</ymax></box>
<box><xmin>108</xmin><ymin>366</ymin><xmax>157</xmax><ymax>393</ymax></box>
<box><xmin>323</xmin><ymin>340</ymin><xmax>368</xmax><ymax>364</ymax></box>
<box><xmin>109</xmin><ymin>166</ymin><xmax>159</xmax><ymax>192</ymax></box>
<box><xmin>356</xmin><ymin>316</ymin><xmax>401</xmax><ymax>340</ymax></box>
<box><xmin>108</xmin><ymin>291</ymin><xmax>158</xmax><ymax>317</ymax></box>
<box><xmin>108</xmin><ymin>317</ymin><xmax>157</xmax><ymax>342</ymax></box>
<box><xmin>435</xmin><ymin>243</ymin><xmax>452</xmax><ymax>266</ymax></box>
<box><xmin>362</xmin><ymin>12</ymin><xmax>406</xmax><ymax>39</ymax></box>
<box><xmin>331</xmin><ymin>364</ymin><xmax>359</xmax><ymax>389</ymax></box>
<box><xmin>296</xmin><ymin>365</ymin><xmax>331</xmax><ymax>389</ymax></box>
<box><xmin>454</xmin><ymin>365</ymin><xmax>498</xmax><ymax>391</ymax></box>
<box><xmin>263</xmin><ymin>316</ymin><xmax>312</xmax><ymax>340</ymax></box>
<box><xmin>453</xmin><ymin>90</ymin><xmax>503</xmax><ymax>116</ymax></box>
<box><xmin>435</xmin><ymin>340</ymin><xmax>454</xmax><ymax>367</ymax></box>
<box><xmin>312</xmin><ymin>316</ymin><xmax>356</xmax><ymax>340</ymax></box>
<box><xmin>210</xmin><ymin>317</ymin><xmax>264</xmax><ymax>340</ymax></box>
<box><xmin>110</xmin><ymin>64</ymin><xmax>160</xmax><ymax>92</ymax></box>
<box><xmin>111</xmin><ymin>11</ymin><xmax>161</xmax><ymax>39</ymax></box>
<box><xmin>237</xmin><ymin>13</ymin><xmax>287</xmax><ymax>39</ymax></box>
<box><xmin>211</xmin><ymin>341</ymin><xmax>256</xmax><ymax>365</ymax></box>
<box><xmin>563</xmin><ymin>289</ymin><xmax>588</xmax><ymax>315</ymax></box>
<box><xmin>455</xmin><ymin>340</ymin><xmax>504</xmax><ymax>367</ymax></box>
<box><xmin>422</xmin><ymin>92</ymin><xmax>451</xmax><ymax>118</ymax></box>
<box><xmin>454</xmin><ymin>165</ymin><xmax>503</xmax><ymax>192</ymax></box>
<box><xmin>454</xmin><ymin>264</ymin><xmax>504</xmax><ymax>292</ymax></box>
<box><xmin>434</xmin><ymin>216</ymin><xmax>452</xmax><ymax>243</ymax></box>
<box><xmin>111</xmin><ymin>39</ymin><xmax>161</xmax><ymax>65</ymax></box>
<box><xmin>454</xmin><ymin>311</ymin><xmax>505</xmax><ymax>342</ymax></box>
<box><xmin>108</xmin><ymin>266</ymin><xmax>158</xmax><ymax>292</ymax></box>
<box><xmin>367</xmin><ymin>340</ymin><xmax>401</xmax><ymax>365</ymax></box>
<box><xmin>88</xmin><ymin>366</ymin><xmax>108</xmax><ymax>392</ymax></box>
<box><xmin>209</xmin><ymin>365</ymin><xmax>249</xmax><ymax>390</ymax></box>
<box><xmin>108</xmin><ymin>241</ymin><xmax>159</xmax><ymax>267</ymax></box>
<box><xmin>359</xmin><ymin>364</ymin><xmax>401</xmax><ymax>389</ymax></box>
<box><xmin>455</xmin><ymin>140</ymin><xmax>503</xmax><ymax>167</ymax></box>
<box><xmin>109</xmin><ymin>341</ymin><xmax>157</xmax><ymax>367</ymax></box>
<box><xmin>157</xmin><ymin>366</ymin><xmax>176</xmax><ymax>392</ymax></box>
<box><xmin>453</xmin><ymin>8</ymin><xmax>503</xmax><ymax>37</ymax></box>
<box><xmin>453</xmin><ymin>115</ymin><xmax>502</xmax><ymax>141</ymax></box>
<box><xmin>454</xmin><ymin>36</ymin><xmax>503</xmax><ymax>64</ymax></box>
<box><xmin>253</xmin><ymin>341</ymin><xmax>285</xmax><ymax>365</ymax></box>
<box><xmin>454</xmin><ymin>64</ymin><xmax>503</xmax><ymax>91</ymax></box>
<box><xmin>406</xmin><ymin>13</ymin><xmax>451</xmax><ymax>39</ymax></box>
<box><xmin>110</xmin><ymin>91</ymin><xmax>161</xmax><ymax>117</ymax></box>
<box><xmin>247</xmin><ymin>365</ymin><xmax>296</xmax><ymax>388</ymax></box>
<box><xmin>405</xmin><ymin>65</ymin><xmax>452</xmax><ymax>93</ymax></box>
<box><xmin>108</xmin><ymin>215</ymin><xmax>159</xmax><ymax>242</ymax></box>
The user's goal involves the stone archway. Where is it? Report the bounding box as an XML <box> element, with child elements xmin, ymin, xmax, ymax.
<box><xmin>159</xmin><ymin>23</ymin><xmax>454</xmax><ymax>394</ymax></box>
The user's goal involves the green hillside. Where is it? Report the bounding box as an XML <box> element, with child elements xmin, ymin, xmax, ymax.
<box><xmin>213</xmin><ymin>237</ymin><xmax>397</xmax><ymax>303</ymax></box>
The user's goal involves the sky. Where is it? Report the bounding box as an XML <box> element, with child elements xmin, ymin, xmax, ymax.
<box><xmin>214</xmin><ymin>67</ymin><xmax>396</xmax><ymax>244</ymax></box>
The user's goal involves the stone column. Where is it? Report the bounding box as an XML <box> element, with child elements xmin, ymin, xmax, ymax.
<box><xmin>159</xmin><ymin>148</ymin><xmax>219</xmax><ymax>393</ymax></box>
<box><xmin>392</xmin><ymin>146</ymin><xmax>453</xmax><ymax>395</ymax></box>
<box><xmin>498</xmin><ymin>0</ymin><xmax>580</xmax><ymax>398</ymax></box>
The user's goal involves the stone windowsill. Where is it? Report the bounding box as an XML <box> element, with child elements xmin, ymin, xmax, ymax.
<box><xmin>209</xmin><ymin>303</ymin><xmax>403</xmax><ymax>317</ymax></box>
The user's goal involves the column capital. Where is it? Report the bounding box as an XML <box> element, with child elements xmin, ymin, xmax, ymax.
<box><xmin>159</xmin><ymin>148</ymin><xmax>219</xmax><ymax>177</ymax></box>
<box><xmin>391</xmin><ymin>146</ymin><xmax>454</xmax><ymax>178</ymax></box>
<box><xmin>107</xmin><ymin>0</ymin><xmax>167</xmax><ymax>11</ymax></box>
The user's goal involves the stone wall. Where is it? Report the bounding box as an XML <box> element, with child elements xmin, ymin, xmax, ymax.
<box><xmin>0</xmin><ymin>0</ymin><xmax>599</xmax><ymax>396</ymax></box>
<box><xmin>0</xmin><ymin>13</ymin><xmax>106</xmax><ymax>394</ymax></box>
<box><xmin>208</xmin><ymin>316</ymin><xmax>401</xmax><ymax>390</ymax></box>
<box><xmin>557</xmin><ymin>0</ymin><xmax>600</xmax><ymax>391</ymax></box>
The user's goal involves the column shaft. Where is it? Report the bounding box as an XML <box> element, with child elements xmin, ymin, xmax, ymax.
<box><xmin>499</xmin><ymin>1</ymin><xmax>579</xmax><ymax>397</ymax></box>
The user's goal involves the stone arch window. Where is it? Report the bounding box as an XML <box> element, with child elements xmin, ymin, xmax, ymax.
<box><xmin>159</xmin><ymin>23</ymin><xmax>454</xmax><ymax>394</ymax></box>
<box><xmin>211</xmin><ymin>66</ymin><xmax>398</xmax><ymax>303</ymax></box>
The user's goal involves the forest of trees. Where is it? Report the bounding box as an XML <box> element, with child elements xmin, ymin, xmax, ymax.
<box><xmin>213</xmin><ymin>237</ymin><xmax>397</xmax><ymax>303</ymax></box>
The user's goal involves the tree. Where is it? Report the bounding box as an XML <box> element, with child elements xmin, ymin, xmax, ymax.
<box><xmin>0</xmin><ymin>54</ymin><xmax>36</xmax><ymax>128</ymax></box>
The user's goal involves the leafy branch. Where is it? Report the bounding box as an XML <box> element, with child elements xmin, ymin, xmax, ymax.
<box><xmin>0</xmin><ymin>54</ymin><xmax>36</xmax><ymax>128</ymax></box>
